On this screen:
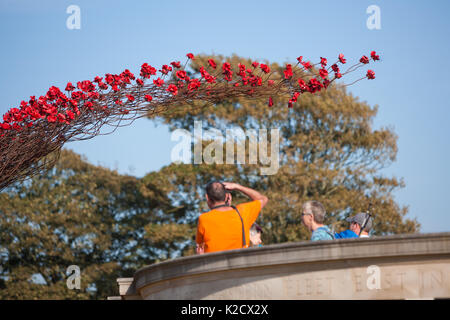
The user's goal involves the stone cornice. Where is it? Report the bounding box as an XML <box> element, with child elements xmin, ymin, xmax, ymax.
<box><xmin>134</xmin><ymin>232</ymin><xmax>450</xmax><ymax>291</ymax></box>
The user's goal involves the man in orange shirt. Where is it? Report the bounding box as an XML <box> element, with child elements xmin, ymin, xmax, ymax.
<box><xmin>196</xmin><ymin>181</ymin><xmax>268</xmax><ymax>254</ymax></box>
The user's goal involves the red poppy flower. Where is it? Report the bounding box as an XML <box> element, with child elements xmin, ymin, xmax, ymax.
<box><xmin>222</xmin><ymin>62</ymin><xmax>231</xmax><ymax>72</ymax></box>
<box><xmin>205</xmin><ymin>74</ymin><xmax>216</xmax><ymax>83</ymax></box>
<box><xmin>297</xmin><ymin>56</ymin><xmax>303</xmax><ymax>63</ymax></box>
<box><xmin>199</xmin><ymin>67</ymin><xmax>216</xmax><ymax>83</ymax></box>
<box><xmin>12</xmin><ymin>123</ymin><xmax>22</xmax><ymax>131</ymax></box>
<box><xmin>176</xmin><ymin>70</ymin><xmax>187</xmax><ymax>80</ymax></box>
<box><xmin>308</xmin><ymin>78</ymin><xmax>323</xmax><ymax>93</ymax></box>
<box><xmin>126</xmin><ymin>95</ymin><xmax>135</xmax><ymax>102</ymax></box>
<box><xmin>237</xmin><ymin>63</ymin><xmax>246</xmax><ymax>77</ymax></box>
<box><xmin>298</xmin><ymin>79</ymin><xmax>307</xmax><ymax>91</ymax></box>
<box><xmin>223</xmin><ymin>73</ymin><xmax>233</xmax><ymax>81</ymax></box>
<box><xmin>170</xmin><ymin>61</ymin><xmax>181</xmax><ymax>68</ymax></box>
<box><xmin>69</xmin><ymin>99</ymin><xmax>78</xmax><ymax>107</ymax></box>
<box><xmin>3</xmin><ymin>113</ymin><xmax>11</xmax><ymax>123</ymax></box>
<box><xmin>67</xmin><ymin>110</ymin><xmax>75</xmax><ymax>120</ymax></box>
<box><xmin>144</xmin><ymin>95</ymin><xmax>153</xmax><ymax>102</ymax></box>
<box><xmin>47</xmin><ymin>115</ymin><xmax>57</xmax><ymax>123</ymax></box>
<box><xmin>331</xmin><ymin>64</ymin><xmax>339</xmax><ymax>73</ymax></box>
<box><xmin>284</xmin><ymin>64</ymin><xmax>293</xmax><ymax>79</ymax></box>
<box><xmin>141</xmin><ymin>63</ymin><xmax>157</xmax><ymax>78</ymax></box>
<box><xmin>160</xmin><ymin>65</ymin><xmax>173</xmax><ymax>75</ymax></box>
<box><xmin>166</xmin><ymin>84</ymin><xmax>178</xmax><ymax>95</ymax></box>
<box><xmin>338</xmin><ymin>53</ymin><xmax>346</xmax><ymax>64</ymax></box>
<box><xmin>46</xmin><ymin>88</ymin><xmax>63</xmax><ymax>102</ymax></box>
<box><xmin>186</xmin><ymin>53</ymin><xmax>194</xmax><ymax>60</ymax></box>
<box><xmin>320</xmin><ymin>57</ymin><xmax>327</xmax><ymax>68</ymax></box>
<box><xmin>301</xmin><ymin>61</ymin><xmax>312</xmax><ymax>69</ymax></box>
<box><xmin>65</xmin><ymin>82</ymin><xmax>75</xmax><ymax>91</ymax></box>
<box><xmin>105</xmin><ymin>74</ymin><xmax>114</xmax><ymax>85</ymax></box>
<box><xmin>88</xmin><ymin>92</ymin><xmax>99</xmax><ymax>100</ymax></box>
<box><xmin>153</xmin><ymin>78</ymin><xmax>164</xmax><ymax>87</ymax></box>
<box><xmin>366</xmin><ymin>70</ymin><xmax>375</xmax><ymax>79</ymax></box>
<box><xmin>121</xmin><ymin>69</ymin><xmax>135</xmax><ymax>80</ymax></box>
<box><xmin>268</xmin><ymin>97</ymin><xmax>273</xmax><ymax>107</ymax></box>
<box><xmin>208</xmin><ymin>59</ymin><xmax>217</xmax><ymax>69</ymax></box>
<box><xmin>370</xmin><ymin>51</ymin><xmax>380</xmax><ymax>61</ymax></box>
<box><xmin>136</xmin><ymin>79</ymin><xmax>144</xmax><ymax>86</ymax></box>
<box><xmin>1</xmin><ymin>123</ymin><xmax>11</xmax><ymax>130</ymax></box>
<box><xmin>188</xmin><ymin>79</ymin><xmax>201</xmax><ymax>91</ymax></box>
<box><xmin>256</xmin><ymin>77</ymin><xmax>262</xmax><ymax>86</ymax></box>
<box><xmin>290</xmin><ymin>92</ymin><xmax>300</xmax><ymax>103</ymax></box>
<box><xmin>199</xmin><ymin>66</ymin><xmax>208</xmax><ymax>77</ymax></box>
<box><xmin>260</xmin><ymin>64</ymin><xmax>270</xmax><ymax>73</ymax></box>
<box><xmin>57</xmin><ymin>113</ymin><xmax>67</xmax><ymax>123</ymax></box>
<box><xmin>252</xmin><ymin>61</ymin><xmax>259</xmax><ymax>68</ymax></box>
<box><xmin>360</xmin><ymin>56</ymin><xmax>370</xmax><ymax>64</ymax></box>
<box><xmin>319</xmin><ymin>68</ymin><xmax>328</xmax><ymax>79</ymax></box>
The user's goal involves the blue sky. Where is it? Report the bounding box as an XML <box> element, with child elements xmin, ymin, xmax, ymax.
<box><xmin>1</xmin><ymin>0</ymin><xmax>449</xmax><ymax>233</ymax></box>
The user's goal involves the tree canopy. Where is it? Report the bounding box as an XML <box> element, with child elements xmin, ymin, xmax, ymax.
<box><xmin>0</xmin><ymin>150</ymin><xmax>192</xmax><ymax>299</ymax></box>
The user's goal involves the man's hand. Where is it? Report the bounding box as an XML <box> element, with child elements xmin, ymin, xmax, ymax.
<box><xmin>222</xmin><ymin>182</ymin><xmax>240</xmax><ymax>191</ymax></box>
<box><xmin>222</xmin><ymin>182</ymin><xmax>268</xmax><ymax>209</ymax></box>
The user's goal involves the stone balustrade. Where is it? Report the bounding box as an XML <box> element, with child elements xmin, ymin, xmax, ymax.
<box><xmin>111</xmin><ymin>232</ymin><xmax>450</xmax><ymax>300</ymax></box>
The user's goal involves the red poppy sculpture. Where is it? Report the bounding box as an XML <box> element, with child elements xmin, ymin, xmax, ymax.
<box><xmin>0</xmin><ymin>51</ymin><xmax>380</xmax><ymax>191</ymax></box>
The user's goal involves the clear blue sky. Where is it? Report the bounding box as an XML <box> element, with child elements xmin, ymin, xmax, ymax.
<box><xmin>1</xmin><ymin>0</ymin><xmax>449</xmax><ymax>233</ymax></box>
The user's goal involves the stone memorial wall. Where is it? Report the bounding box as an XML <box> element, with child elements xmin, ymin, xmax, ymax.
<box><xmin>112</xmin><ymin>233</ymin><xmax>450</xmax><ymax>300</ymax></box>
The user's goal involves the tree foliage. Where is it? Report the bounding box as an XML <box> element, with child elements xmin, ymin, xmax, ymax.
<box><xmin>0</xmin><ymin>150</ymin><xmax>192</xmax><ymax>299</ymax></box>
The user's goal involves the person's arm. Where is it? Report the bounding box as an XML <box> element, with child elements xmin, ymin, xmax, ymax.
<box><xmin>196</xmin><ymin>217</ymin><xmax>205</xmax><ymax>254</ymax></box>
<box><xmin>222</xmin><ymin>182</ymin><xmax>268</xmax><ymax>209</ymax></box>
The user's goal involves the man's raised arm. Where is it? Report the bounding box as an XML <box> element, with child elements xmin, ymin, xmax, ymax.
<box><xmin>222</xmin><ymin>182</ymin><xmax>268</xmax><ymax>209</ymax></box>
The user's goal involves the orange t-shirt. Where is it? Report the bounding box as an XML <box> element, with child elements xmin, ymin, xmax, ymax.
<box><xmin>196</xmin><ymin>200</ymin><xmax>262</xmax><ymax>253</ymax></box>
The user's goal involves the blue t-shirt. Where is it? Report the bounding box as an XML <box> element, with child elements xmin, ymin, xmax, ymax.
<box><xmin>311</xmin><ymin>226</ymin><xmax>334</xmax><ymax>241</ymax></box>
<box><xmin>334</xmin><ymin>229</ymin><xmax>359</xmax><ymax>239</ymax></box>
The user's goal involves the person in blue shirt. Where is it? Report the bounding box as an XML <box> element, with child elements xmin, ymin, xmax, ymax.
<box><xmin>335</xmin><ymin>212</ymin><xmax>373</xmax><ymax>239</ymax></box>
<box><xmin>301</xmin><ymin>201</ymin><xmax>334</xmax><ymax>241</ymax></box>
<box><xmin>334</xmin><ymin>228</ymin><xmax>359</xmax><ymax>239</ymax></box>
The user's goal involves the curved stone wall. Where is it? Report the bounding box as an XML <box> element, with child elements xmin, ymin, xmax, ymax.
<box><xmin>115</xmin><ymin>233</ymin><xmax>450</xmax><ymax>300</ymax></box>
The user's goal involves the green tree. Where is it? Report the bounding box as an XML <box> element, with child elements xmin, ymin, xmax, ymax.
<box><xmin>148</xmin><ymin>54</ymin><xmax>419</xmax><ymax>248</ymax></box>
<box><xmin>0</xmin><ymin>149</ymin><xmax>192</xmax><ymax>299</ymax></box>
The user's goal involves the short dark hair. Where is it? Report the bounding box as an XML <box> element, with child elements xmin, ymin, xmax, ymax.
<box><xmin>206</xmin><ymin>181</ymin><xmax>227</xmax><ymax>203</ymax></box>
